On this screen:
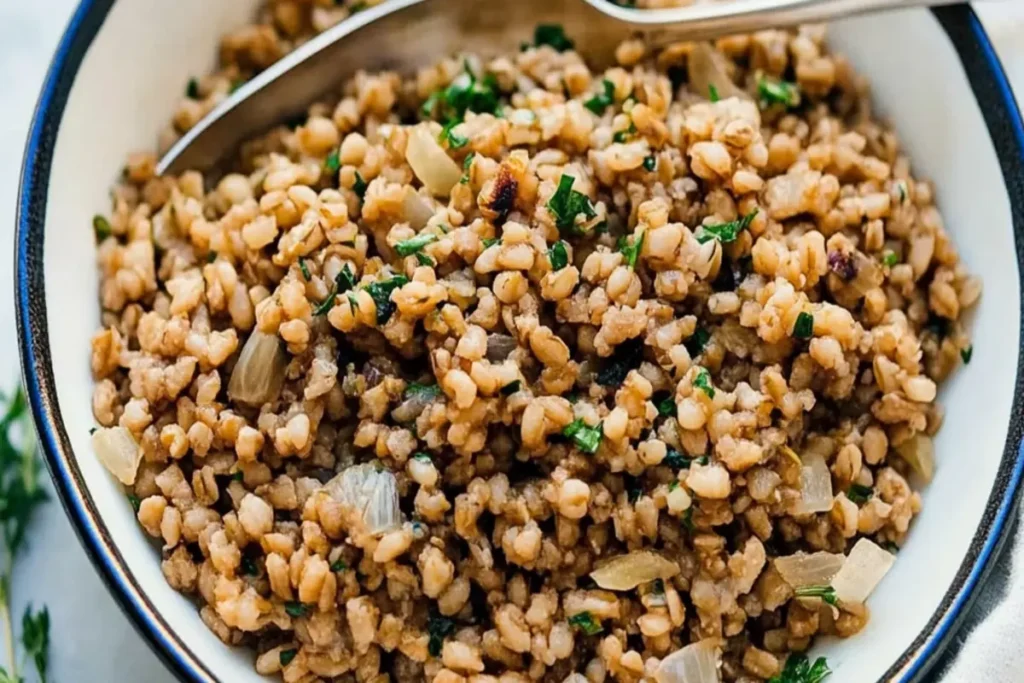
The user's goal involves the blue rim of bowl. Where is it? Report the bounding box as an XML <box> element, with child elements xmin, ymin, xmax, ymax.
<box><xmin>13</xmin><ymin>2</ymin><xmax>1024</xmax><ymax>682</ymax></box>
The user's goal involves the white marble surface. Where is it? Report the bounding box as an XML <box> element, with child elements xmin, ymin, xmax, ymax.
<box><xmin>0</xmin><ymin>2</ymin><xmax>1021</xmax><ymax>681</ymax></box>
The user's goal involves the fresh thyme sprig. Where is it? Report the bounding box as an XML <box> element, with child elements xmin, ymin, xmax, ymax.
<box><xmin>0</xmin><ymin>387</ymin><xmax>51</xmax><ymax>683</ymax></box>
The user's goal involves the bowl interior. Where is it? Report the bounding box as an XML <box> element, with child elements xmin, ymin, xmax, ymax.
<box><xmin>28</xmin><ymin>2</ymin><xmax>1021</xmax><ymax>681</ymax></box>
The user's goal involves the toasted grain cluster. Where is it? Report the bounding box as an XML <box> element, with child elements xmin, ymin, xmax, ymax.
<box><xmin>90</xmin><ymin>12</ymin><xmax>978</xmax><ymax>683</ymax></box>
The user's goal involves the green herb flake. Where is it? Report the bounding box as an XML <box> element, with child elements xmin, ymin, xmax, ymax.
<box><xmin>323</xmin><ymin>149</ymin><xmax>340</xmax><ymax>175</ymax></box>
<box><xmin>500</xmin><ymin>380</ymin><xmax>522</xmax><ymax>396</ymax></box>
<box><xmin>279</xmin><ymin>648</ymin><xmax>298</xmax><ymax>667</ymax></box>
<box><xmin>206</xmin><ymin>251</ymin><xmax>218</xmax><ymax>264</ymax></box>
<box><xmin>482</xmin><ymin>237</ymin><xmax>500</xmax><ymax>249</ymax></box>
<box><xmin>846</xmin><ymin>483</ymin><xmax>873</xmax><ymax>506</ymax></box>
<box><xmin>93</xmin><ymin>214</ymin><xmax>113</xmax><ymax>241</ymax></box>
<box><xmin>584</xmin><ymin>79</ymin><xmax>616</xmax><ymax>115</ymax></box>
<box><xmin>396</xmin><ymin>233</ymin><xmax>439</xmax><ymax>257</ymax></box>
<box><xmin>353</xmin><ymin>171</ymin><xmax>368</xmax><ymax>200</ymax></box>
<box><xmin>547</xmin><ymin>174</ymin><xmax>597</xmax><ymax>235</ymax></box>
<box><xmin>412</xmin><ymin>452</ymin><xmax>433</xmax><ymax>464</ymax></box>
<box><xmin>460</xmin><ymin>152</ymin><xmax>476</xmax><ymax>184</ymax></box>
<box><xmin>612</xmin><ymin>122</ymin><xmax>637</xmax><ymax>143</ymax></box>
<box><xmin>364</xmin><ymin>274</ymin><xmax>409</xmax><ymax>324</ymax></box>
<box><xmin>284</xmin><ymin>601</ymin><xmax>311</xmax><ymax>618</ymax></box>
<box><xmin>298</xmin><ymin>259</ymin><xmax>311</xmax><ymax>281</ymax></box>
<box><xmin>693</xmin><ymin>367</ymin><xmax>715</xmax><ymax>399</ymax></box>
<box><xmin>643</xmin><ymin>155</ymin><xmax>657</xmax><ymax>172</ymax></box>
<box><xmin>232</xmin><ymin>471</ymin><xmax>244</xmax><ymax>482</ymax></box>
<box><xmin>794</xmin><ymin>585</ymin><xmax>838</xmax><ymax>606</ymax></box>
<box><xmin>548</xmin><ymin>241</ymin><xmax>569</xmax><ymax>271</ymax></box>
<box><xmin>186</xmin><ymin>78</ymin><xmax>200</xmax><ymax>99</ymax></box>
<box><xmin>708</xmin><ymin>83</ymin><xmax>720</xmax><ymax>102</ymax></box>
<box><xmin>330</xmin><ymin>559</ymin><xmax>347</xmax><ymax>572</ymax></box>
<box><xmin>961</xmin><ymin>345</ymin><xmax>973</xmax><ymax>364</ymax></box>
<box><xmin>440</xmin><ymin>120</ymin><xmax>469</xmax><ymax>149</ymax></box>
<box><xmin>128</xmin><ymin>494</ymin><xmax>141</xmax><ymax>512</ymax></box>
<box><xmin>768</xmin><ymin>654</ymin><xmax>832</xmax><ymax>683</ymax></box>
<box><xmin>415</xmin><ymin>252</ymin><xmax>435</xmax><ymax>267</ymax></box>
<box><xmin>682</xmin><ymin>507</ymin><xmax>695</xmax><ymax>532</ymax></box>
<box><xmin>427</xmin><ymin>614</ymin><xmax>457</xmax><ymax>657</ymax></box>
<box><xmin>567</xmin><ymin>611</ymin><xmax>603</xmax><ymax>636</ymax></box>
<box><xmin>405</xmin><ymin>383</ymin><xmax>442</xmax><ymax>401</ymax></box>
<box><xmin>757</xmin><ymin>76</ymin><xmax>801</xmax><ymax>109</ymax></box>
<box><xmin>793</xmin><ymin>311</ymin><xmax>815</xmax><ymax>340</ymax></box>
<box><xmin>883</xmin><ymin>542</ymin><xmax>900</xmax><ymax>555</ymax></box>
<box><xmin>668</xmin><ymin>480</ymin><xmax>680</xmax><ymax>491</ymax></box>
<box><xmin>695</xmin><ymin>209</ymin><xmax>758</xmax><ymax>244</ymax></box>
<box><xmin>533</xmin><ymin>24</ymin><xmax>574</xmax><ymax>52</ymax></box>
<box><xmin>562</xmin><ymin>419</ymin><xmax>603</xmax><ymax>454</ymax></box>
<box><xmin>627</xmin><ymin>485</ymin><xmax>643</xmax><ymax>504</ymax></box>
<box><xmin>656</xmin><ymin>396</ymin><xmax>675</xmax><ymax>417</ymax></box>
<box><xmin>897</xmin><ymin>181</ymin><xmax>908</xmax><ymax>204</ymax></box>
<box><xmin>685</xmin><ymin>327</ymin><xmax>711</xmax><ymax>358</ymax></box>
<box><xmin>882</xmin><ymin>251</ymin><xmax>899</xmax><ymax>267</ymax></box>
<box><xmin>229</xmin><ymin>79</ymin><xmax>245</xmax><ymax>94</ymax></box>
<box><xmin>618</xmin><ymin>230</ymin><xmax>645</xmax><ymax>269</ymax></box>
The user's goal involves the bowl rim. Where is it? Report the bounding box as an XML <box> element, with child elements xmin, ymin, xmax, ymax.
<box><xmin>14</xmin><ymin>2</ymin><xmax>1024</xmax><ymax>681</ymax></box>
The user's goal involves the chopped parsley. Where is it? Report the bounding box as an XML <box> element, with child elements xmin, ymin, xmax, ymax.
<box><xmin>584</xmin><ymin>79</ymin><xmax>616</xmax><ymax>115</ymax></box>
<box><xmin>595</xmin><ymin>338</ymin><xmax>644</xmax><ymax>386</ymax></box>
<box><xmin>427</xmin><ymin>614</ymin><xmax>456</xmax><ymax>657</ymax></box>
<box><xmin>422</xmin><ymin>60</ymin><xmax>501</xmax><ymax>129</ymax></box>
<box><xmin>415</xmin><ymin>252</ymin><xmax>435</xmax><ymax>267</ymax></box>
<box><xmin>93</xmin><ymin>214</ymin><xmax>112</xmax><ymax>241</ymax></box>
<box><xmin>323</xmin><ymin>149</ymin><xmax>340</xmax><ymax>174</ymax></box>
<box><xmin>846</xmin><ymin>483</ymin><xmax>873</xmax><ymax>505</ymax></box>
<box><xmin>547</xmin><ymin>174</ymin><xmax>597</xmax><ymax>235</ymax></box>
<box><xmin>612</xmin><ymin>121</ymin><xmax>636</xmax><ymax>143</ymax></box>
<box><xmin>896</xmin><ymin>180</ymin><xmax>908</xmax><ymax>204</ymax></box>
<box><xmin>405</xmin><ymin>383</ymin><xmax>442</xmax><ymax>401</ymax></box>
<box><xmin>460</xmin><ymin>152</ymin><xmax>475</xmax><ymax>184</ymax></box>
<box><xmin>664</xmin><ymin>450</ymin><xmax>708</xmax><ymax>470</ymax></box>
<box><xmin>643</xmin><ymin>155</ymin><xmax>657</xmax><ymax>172</ymax></box>
<box><xmin>567</xmin><ymin>611</ymin><xmax>603</xmax><ymax>636</ymax></box>
<box><xmin>961</xmin><ymin>345</ymin><xmax>973</xmax><ymax>364</ymax></box>
<box><xmin>882</xmin><ymin>251</ymin><xmax>899</xmax><ymax>267</ymax></box>
<box><xmin>412</xmin><ymin>452</ymin><xmax>432</xmax><ymax>463</ymax></box>
<box><xmin>792</xmin><ymin>311</ymin><xmax>815</xmax><ymax>339</ymax></box>
<box><xmin>695</xmin><ymin>209</ymin><xmax>758</xmax><ymax>244</ymax></box>
<box><xmin>548</xmin><ymin>241</ymin><xmax>569</xmax><ymax>271</ymax></box>
<box><xmin>757</xmin><ymin>76</ymin><xmax>801</xmax><ymax>109</ymax></box>
<box><xmin>284</xmin><ymin>601</ymin><xmax>311</xmax><ymax>618</ymax></box>
<box><xmin>794</xmin><ymin>585</ymin><xmax>838</xmax><ymax>606</ymax></box>
<box><xmin>482</xmin><ymin>237</ymin><xmax>500</xmax><ymax>249</ymax></box>
<box><xmin>501</xmin><ymin>380</ymin><xmax>522</xmax><ymax>396</ymax></box>
<box><xmin>533</xmin><ymin>24</ymin><xmax>575</xmax><ymax>52</ymax></box>
<box><xmin>693</xmin><ymin>367</ymin><xmax>715</xmax><ymax>399</ymax></box>
<box><xmin>618</xmin><ymin>231</ymin><xmax>645</xmax><ymax>269</ymax></box>
<box><xmin>279</xmin><ymin>648</ymin><xmax>298</xmax><ymax>667</ymax></box>
<box><xmin>396</xmin><ymin>233</ymin><xmax>438</xmax><ymax>257</ymax></box>
<box><xmin>330</xmin><ymin>559</ymin><xmax>347</xmax><ymax>572</ymax></box>
<box><xmin>364</xmin><ymin>274</ymin><xmax>409</xmax><ymax>324</ymax></box>
<box><xmin>298</xmin><ymin>259</ymin><xmax>311</xmax><ymax>281</ymax></box>
<box><xmin>127</xmin><ymin>494</ymin><xmax>141</xmax><ymax>513</ymax></box>
<box><xmin>708</xmin><ymin>83</ymin><xmax>720</xmax><ymax>102</ymax></box>
<box><xmin>353</xmin><ymin>171</ymin><xmax>368</xmax><ymax>200</ymax></box>
<box><xmin>186</xmin><ymin>78</ymin><xmax>200</xmax><ymax>99</ymax></box>
<box><xmin>685</xmin><ymin>327</ymin><xmax>711</xmax><ymax>358</ymax></box>
<box><xmin>656</xmin><ymin>395</ymin><xmax>675</xmax><ymax>417</ymax></box>
<box><xmin>232</xmin><ymin>471</ymin><xmax>244</xmax><ymax>482</ymax></box>
<box><xmin>312</xmin><ymin>264</ymin><xmax>357</xmax><ymax>316</ymax></box>
<box><xmin>439</xmin><ymin>120</ymin><xmax>469</xmax><ymax>149</ymax></box>
<box><xmin>768</xmin><ymin>654</ymin><xmax>831</xmax><ymax>683</ymax></box>
<box><xmin>682</xmin><ymin>507</ymin><xmax>695</xmax><ymax>532</ymax></box>
<box><xmin>206</xmin><ymin>252</ymin><xmax>217</xmax><ymax>264</ymax></box>
<box><xmin>883</xmin><ymin>542</ymin><xmax>900</xmax><ymax>554</ymax></box>
<box><xmin>563</xmin><ymin>419</ymin><xmax>603</xmax><ymax>454</ymax></box>
<box><xmin>229</xmin><ymin>79</ymin><xmax>245</xmax><ymax>94</ymax></box>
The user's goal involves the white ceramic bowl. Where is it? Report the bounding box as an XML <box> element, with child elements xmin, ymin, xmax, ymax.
<box><xmin>15</xmin><ymin>1</ymin><xmax>1024</xmax><ymax>681</ymax></box>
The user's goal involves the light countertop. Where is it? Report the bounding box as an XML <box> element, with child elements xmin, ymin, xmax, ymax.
<box><xmin>0</xmin><ymin>2</ymin><xmax>1021</xmax><ymax>681</ymax></box>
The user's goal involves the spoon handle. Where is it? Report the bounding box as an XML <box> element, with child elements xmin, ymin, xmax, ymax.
<box><xmin>582</xmin><ymin>0</ymin><xmax>982</xmax><ymax>33</ymax></box>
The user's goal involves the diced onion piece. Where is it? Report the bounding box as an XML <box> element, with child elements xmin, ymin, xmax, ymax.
<box><xmin>402</xmin><ymin>186</ymin><xmax>435</xmax><ymax>230</ymax></box>
<box><xmin>406</xmin><ymin>125</ymin><xmax>461</xmax><ymax>197</ymax></box>
<box><xmin>895</xmin><ymin>433</ymin><xmax>935</xmax><ymax>482</ymax></box>
<box><xmin>795</xmin><ymin>453</ymin><xmax>833</xmax><ymax>514</ymax></box>
<box><xmin>688</xmin><ymin>43</ymin><xmax>748</xmax><ymax>102</ymax></box>
<box><xmin>654</xmin><ymin>640</ymin><xmax>721</xmax><ymax>683</ymax></box>
<box><xmin>91</xmin><ymin>426</ymin><xmax>141</xmax><ymax>485</ymax></box>
<box><xmin>228</xmin><ymin>331</ymin><xmax>288</xmax><ymax>405</ymax></box>
<box><xmin>774</xmin><ymin>552</ymin><xmax>845</xmax><ymax>589</ymax></box>
<box><xmin>324</xmin><ymin>463</ymin><xmax>403</xmax><ymax>537</ymax></box>
<box><xmin>590</xmin><ymin>551</ymin><xmax>680</xmax><ymax>591</ymax></box>
<box><xmin>831</xmin><ymin>538</ymin><xmax>896</xmax><ymax>604</ymax></box>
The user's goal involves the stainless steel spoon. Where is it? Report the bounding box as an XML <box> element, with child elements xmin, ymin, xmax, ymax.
<box><xmin>156</xmin><ymin>0</ymin><xmax>977</xmax><ymax>175</ymax></box>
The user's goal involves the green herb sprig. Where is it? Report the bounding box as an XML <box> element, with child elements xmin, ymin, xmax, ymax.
<box><xmin>768</xmin><ymin>653</ymin><xmax>832</xmax><ymax>683</ymax></box>
<box><xmin>794</xmin><ymin>585</ymin><xmax>838</xmax><ymax>606</ymax></box>
<box><xmin>563</xmin><ymin>419</ymin><xmax>603</xmax><ymax>454</ymax></box>
<box><xmin>547</xmin><ymin>174</ymin><xmax>597</xmax><ymax>235</ymax></box>
<box><xmin>695</xmin><ymin>209</ymin><xmax>758</xmax><ymax>245</ymax></box>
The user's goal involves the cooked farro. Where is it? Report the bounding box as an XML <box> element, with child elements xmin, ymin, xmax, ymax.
<box><xmin>89</xmin><ymin>5</ymin><xmax>978</xmax><ymax>682</ymax></box>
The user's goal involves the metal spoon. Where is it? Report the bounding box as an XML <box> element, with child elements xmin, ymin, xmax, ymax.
<box><xmin>157</xmin><ymin>0</ymin><xmax>975</xmax><ymax>175</ymax></box>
